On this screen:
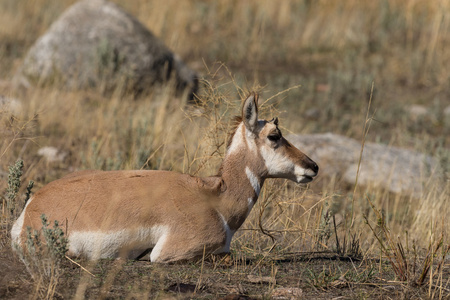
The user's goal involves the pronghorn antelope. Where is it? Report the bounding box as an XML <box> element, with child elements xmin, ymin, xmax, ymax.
<box><xmin>11</xmin><ymin>93</ymin><xmax>318</xmax><ymax>263</ymax></box>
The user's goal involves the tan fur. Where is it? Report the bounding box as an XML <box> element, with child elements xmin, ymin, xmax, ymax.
<box><xmin>12</xmin><ymin>93</ymin><xmax>318</xmax><ymax>263</ymax></box>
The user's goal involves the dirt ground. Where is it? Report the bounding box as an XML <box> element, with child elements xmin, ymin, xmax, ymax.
<box><xmin>2</xmin><ymin>231</ymin><xmax>447</xmax><ymax>300</ymax></box>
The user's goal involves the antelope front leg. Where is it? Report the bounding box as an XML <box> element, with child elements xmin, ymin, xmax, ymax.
<box><xmin>149</xmin><ymin>230</ymin><xmax>227</xmax><ymax>263</ymax></box>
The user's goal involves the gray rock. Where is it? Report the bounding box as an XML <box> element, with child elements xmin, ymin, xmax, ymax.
<box><xmin>289</xmin><ymin>133</ymin><xmax>441</xmax><ymax>197</ymax></box>
<box><xmin>15</xmin><ymin>0</ymin><xmax>197</xmax><ymax>98</ymax></box>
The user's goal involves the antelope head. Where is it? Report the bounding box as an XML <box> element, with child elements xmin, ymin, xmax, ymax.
<box><xmin>238</xmin><ymin>93</ymin><xmax>319</xmax><ymax>184</ymax></box>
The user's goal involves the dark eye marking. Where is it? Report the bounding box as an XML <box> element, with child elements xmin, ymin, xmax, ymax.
<box><xmin>267</xmin><ymin>134</ymin><xmax>281</xmax><ymax>142</ymax></box>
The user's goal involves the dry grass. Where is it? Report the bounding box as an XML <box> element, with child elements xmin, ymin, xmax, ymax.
<box><xmin>0</xmin><ymin>0</ymin><xmax>449</xmax><ymax>299</ymax></box>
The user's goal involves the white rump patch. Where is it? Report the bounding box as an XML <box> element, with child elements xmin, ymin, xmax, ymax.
<box><xmin>68</xmin><ymin>225</ymin><xmax>169</xmax><ymax>260</ymax></box>
<box><xmin>11</xmin><ymin>197</ymin><xmax>33</xmax><ymax>248</ymax></box>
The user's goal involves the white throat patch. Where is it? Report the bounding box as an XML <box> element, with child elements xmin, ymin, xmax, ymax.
<box><xmin>245</xmin><ymin>167</ymin><xmax>261</xmax><ymax>197</ymax></box>
<box><xmin>245</xmin><ymin>167</ymin><xmax>260</xmax><ymax>216</ymax></box>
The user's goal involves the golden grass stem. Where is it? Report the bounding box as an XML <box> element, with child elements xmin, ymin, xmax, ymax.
<box><xmin>65</xmin><ymin>255</ymin><xmax>95</xmax><ymax>277</ymax></box>
<box><xmin>350</xmin><ymin>81</ymin><xmax>375</xmax><ymax>228</ymax></box>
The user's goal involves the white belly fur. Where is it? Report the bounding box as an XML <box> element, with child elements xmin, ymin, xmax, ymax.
<box><xmin>68</xmin><ymin>225</ymin><xmax>169</xmax><ymax>260</ymax></box>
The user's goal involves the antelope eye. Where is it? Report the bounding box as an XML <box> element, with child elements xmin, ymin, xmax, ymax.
<box><xmin>267</xmin><ymin>135</ymin><xmax>281</xmax><ymax>142</ymax></box>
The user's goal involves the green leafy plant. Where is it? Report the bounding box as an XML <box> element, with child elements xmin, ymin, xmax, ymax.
<box><xmin>18</xmin><ymin>214</ymin><xmax>69</xmax><ymax>299</ymax></box>
<box><xmin>6</xmin><ymin>159</ymin><xmax>23</xmax><ymax>217</ymax></box>
<box><xmin>2</xmin><ymin>159</ymin><xmax>34</xmax><ymax>230</ymax></box>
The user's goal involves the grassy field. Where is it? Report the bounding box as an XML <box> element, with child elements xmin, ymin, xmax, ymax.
<box><xmin>1</xmin><ymin>0</ymin><xmax>449</xmax><ymax>299</ymax></box>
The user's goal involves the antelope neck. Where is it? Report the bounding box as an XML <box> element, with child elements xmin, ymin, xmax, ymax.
<box><xmin>216</xmin><ymin>127</ymin><xmax>266</xmax><ymax>231</ymax></box>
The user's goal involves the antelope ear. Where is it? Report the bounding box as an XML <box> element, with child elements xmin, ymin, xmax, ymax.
<box><xmin>242</xmin><ymin>93</ymin><xmax>259</xmax><ymax>133</ymax></box>
<box><xmin>270</xmin><ymin>117</ymin><xmax>279</xmax><ymax>126</ymax></box>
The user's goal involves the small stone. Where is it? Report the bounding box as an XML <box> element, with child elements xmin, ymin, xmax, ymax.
<box><xmin>315</xmin><ymin>83</ymin><xmax>330</xmax><ymax>92</ymax></box>
<box><xmin>444</xmin><ymin>105</ymin><xmax>450</xmax><ymax>117</ymax></box>
<box><xmin>304</xmin><ymin>108</ymin><xmax>320</xmax><ymax>120</ymax></box>
<box><xmin>37</xmin><ymin>146</ymin><xmax>67</xmax><ymax>163</ymax></box>
<box><xmin>0</xmin><ymin>95</ymin><xmax>22</xmax><ymax>114</ymax></box>
<box><xmin>271</xmin><ymin>287</ymin><xmax>302</xmax><ymax>299</ymax></box>
<box><xmin>407</xmin><ymin>104</ymin><xmax>428</xmax><ymax>120</ymax></box>
<box><xmin>247</xmin><ymin>274</ymin><xmax>276</xmax><ymax>285</ymax></box>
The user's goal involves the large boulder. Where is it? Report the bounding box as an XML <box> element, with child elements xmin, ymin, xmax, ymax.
<box><xmin>289</xmin><ymin>133</ymin><xmax>442</xmax><ymax>198</ymax></box>
<box><xmin>14</xmin><ymin>0</ymin><xmax>197</xmax><ymax>98</ymax></box>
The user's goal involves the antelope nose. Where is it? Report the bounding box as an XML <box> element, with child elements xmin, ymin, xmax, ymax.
<box><xmin>305</xmin><ymin>158</ymin><xmax>318</xmax><ymax>176</ymax></box>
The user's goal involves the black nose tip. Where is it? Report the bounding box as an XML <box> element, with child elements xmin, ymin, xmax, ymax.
<box><xmin>312</xmin><ymin>162</ymin><xmax>319</xmax><ymax>174</ymax></box>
